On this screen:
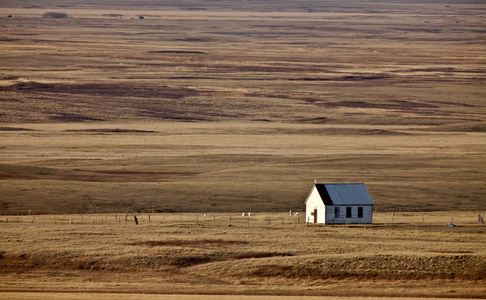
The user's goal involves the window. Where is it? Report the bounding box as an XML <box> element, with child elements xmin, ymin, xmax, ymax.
<box><xmin>346</xmin><ymin>207</ymin><xmax>352</xmax><ymax>218</ymax></box>
<box><xmin>358</xmin><ymin>207</ymin><xmax>364</xmax><ymax>218</ymax></box>
<box><xmin>334</xmin><ymin>207</ymin><xmax>340</xmax><ymax>218</ymax></box>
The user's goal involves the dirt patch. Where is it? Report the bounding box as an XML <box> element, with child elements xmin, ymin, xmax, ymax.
<box><xmin>49</xmin><ymin>113</ymin><xmax>104</xmax><ymax>122</ymax></box>
<box><xmin>0</xmin><ymin>126</ymin><xmax>33</xmax><ymax>131</ymax></box>
<box><xmin>291</xmin><ymin>74</ymin><xmax>392</xmax><ymax>82</ymax></box>
<box><xmin>64</xmin><ymin>129</ymin><xmax>157</xmax><ymax>133</ymax></box>
<box><xmin>148</xmin><ymin>50</ymin><xmax>207</xmax><ymax>54</ymax></box>
<box><xmin>298</xmin><ymin>117</ymin><xmax>328</xmax><ymax>124</ymax></box>
<box><xmin>0</xmin><ymin>164</ymin><xmax>200</xmax><ymax>182</ymax></box>
<box><xmin>308</xmin><ymin>100</ymin><xmax>437</xmax><ymax>110</ymax></box>
<box><xmin>0</xmin><ymin>82</ymin><xmax>199</xmax><ymax>100</ymax></box>
<box><xmin>431</xmin><ymin>122</ymin><xmax>486</xmax><ymax>133</ymax></box>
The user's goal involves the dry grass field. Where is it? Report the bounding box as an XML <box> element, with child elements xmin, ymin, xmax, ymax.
<box><xmin>0</xmin><ymin>122</ymin><xmax>485</xmax><ymax>215</ymax></box>
<box><xmin>0</xmin><ymin>212</ymin><xmax>485</xmax><ymax>298</ymax></box>
<box><xmin>0</xmin><ymin>0</ymin><xmax>485</xmax><ymax>298</ymax></box>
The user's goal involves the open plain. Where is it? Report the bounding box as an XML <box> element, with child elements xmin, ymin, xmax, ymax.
<box><xmin>0</xmin><ymin>212</ymin><xmax>485</xmax><ymax>298</ymax></box>
<box><xmin>0</xmin><ymin>0</ymin><xmax>485</xmax><ymax>298</ymax></box>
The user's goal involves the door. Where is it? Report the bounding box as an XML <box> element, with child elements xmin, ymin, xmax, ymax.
<box><xmin>314</xmin><ymin>209</ymin><xmax>318</xmax><ymax>223</ymax></box>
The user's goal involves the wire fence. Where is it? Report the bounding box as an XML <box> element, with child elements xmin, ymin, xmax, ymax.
<box><xmin>1</xmin><ymin>212</ymin><xmax>484</xmax><ymax>233</ymax></box>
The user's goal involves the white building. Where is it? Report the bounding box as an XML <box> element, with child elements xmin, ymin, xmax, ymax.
<box><xmin>305</xmin><ymin>183</ymin><xmax>374</xmax><ymax>224</ymax></box>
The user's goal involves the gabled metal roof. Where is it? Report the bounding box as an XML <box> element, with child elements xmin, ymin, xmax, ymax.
<box><xmin>315</xmin><ymin>183</ymin><xmax>374</xmax><ymax>206</ymax></box>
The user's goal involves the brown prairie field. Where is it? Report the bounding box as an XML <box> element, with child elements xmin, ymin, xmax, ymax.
<box><xmin>0</xmin><ymin>0</ymin><xmax>485</xmax><ymax>298</ymax></box>
<box><xmin>0</xmin><ymin>212</ymin><xmax>485</xmax><ymax>298</ymax></box>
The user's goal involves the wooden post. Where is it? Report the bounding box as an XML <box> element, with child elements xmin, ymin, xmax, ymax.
<box><xmin>134</xmin><ymin>215</ymin><xmax>139</xmax><ymax>225</ymax></box>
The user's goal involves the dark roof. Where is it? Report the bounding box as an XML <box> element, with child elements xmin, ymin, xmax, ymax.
<box><xmin>315</xmin><ymin>183</ymin><xmax>374</xmax><ymax>206</ymax></box>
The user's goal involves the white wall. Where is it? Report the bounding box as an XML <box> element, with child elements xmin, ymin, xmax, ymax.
<box><xmin>305</xmin><ymin>186</ymin><xmax>326</xmax><ymax>223</ymax></box>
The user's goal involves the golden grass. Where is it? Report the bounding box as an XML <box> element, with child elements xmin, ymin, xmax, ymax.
<box><xmin>0</xmin><ymin>0</ymin><xmax>485</xmax><ymax>297</ymax></box>
<box><xmin>0</xmin><ymin>212</ymin><xmax>485</xmax><ymax>297</ymax></box>
<box><xmin>0</xmin><ymin>122</ymin><xmax>485</xmax><ymax>214</ymax></box>
<box><xmin>0</xmin><ymin>295</ymin><xmax>484</xmax><ymax>300</ymax></box>
<box><xmin>0</xmin><ymin>1</ymin><xmax>484</xmax><ymax>124</ymax></box>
